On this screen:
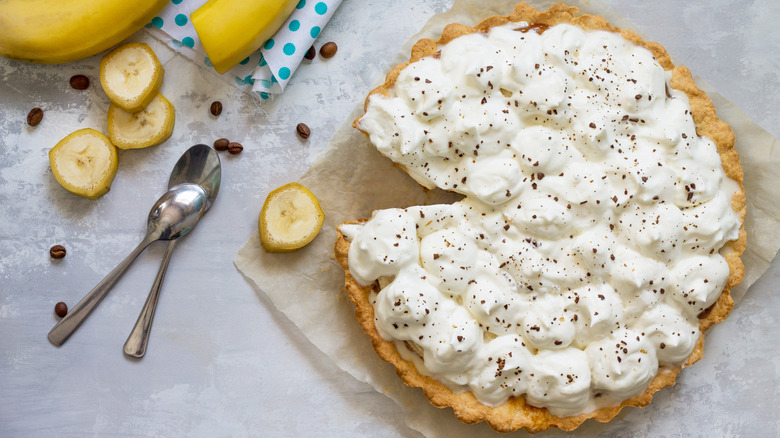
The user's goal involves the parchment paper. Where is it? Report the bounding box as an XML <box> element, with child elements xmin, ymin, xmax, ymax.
<box><xmin>234</xmin><ymin>0</ymin><xmax>780</xmax><ymax>436</ymax></box>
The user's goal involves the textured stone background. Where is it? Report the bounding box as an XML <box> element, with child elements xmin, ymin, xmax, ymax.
<box><xmin>1</xmin><ymin>0</ymin><xmax>777</xmax><ymax>436</ymax></box>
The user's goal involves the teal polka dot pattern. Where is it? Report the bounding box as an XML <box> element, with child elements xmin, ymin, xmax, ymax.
<box><xmin>149</xmin><ymin>0</ymin><xmax>322</xmax><ymax>96</ymax></box>
<box><xmin>149</xmin><ymin>0</ymin><xmax>341</xmax><ymax>96</ymax></box>
<box><xmin>250</xmin><ymin>0</ymin><xmax>341</xmax><ymax>94</ymax></box>
<box><xmin>236</xmin><ymin>75</ymin><xmax>255</xmax><ymax>86</ymax></box>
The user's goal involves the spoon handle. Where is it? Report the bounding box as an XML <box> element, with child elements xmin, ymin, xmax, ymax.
<box><xmin>47</xmin><ymin>238</ymin><xmax>155</xmax><ymax>346</ymax></box>
<box><xmin>123</xmin><ymin>240</ymin><xmax>176</xmax><ymax>358</ymax></box>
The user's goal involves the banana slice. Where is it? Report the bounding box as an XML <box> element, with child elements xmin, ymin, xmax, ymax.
<box><xmin>107</xmin><ymin>93</ymin><xmax>175</xmax><ymax>149</ymax></box>
<box><xmin>259</xmin><ymin>182</ymin><xmax>325</xmax><ymax>252</ymax></box>
<box><xmin>100</xmin><ymin>42</ymin><xmax>164</xmax><ymax>112</ymax></box>
<box><xmin>49</xmin><ymin>129</ymin><xmax>118</xmax><ymax>199</ymax></box>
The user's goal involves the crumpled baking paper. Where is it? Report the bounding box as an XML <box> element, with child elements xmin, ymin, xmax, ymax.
<box><xmin>143</xmin><ymin>0</ymin><xmax>341</xmax><ymax>95</ymax></box>
<box><xmin>234</xmin><ymin>0</ymin><xmax>780</xmax><ymax>436</ymax></box>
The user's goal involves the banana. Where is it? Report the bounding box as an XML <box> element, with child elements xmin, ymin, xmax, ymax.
<box><xmin>100</xmin><ymin>43</ymin><xmax>164</xmax><ymax>113</ymax></box>
<box><xmin>0</xmin><ymin>0</ymin><xmax>168</xmax><ymax>64</ymax></box>
<box><xmin>259</xmin><ymin>182</ymin><xmax>325</xmax><ymax>252</ymax></box>
<box><xmin>49</xmin><ymin>129</ymin><xmax>118</xmax><ymax>199</ymax></box>
<box><xmin>107</xmin><ymin>93</ymin><xmax>175</xmax><ymax>150</ymax></box>
<box><xmin>192</xmin><ymin>0</ymin><xmax>298</xmax><ymax>74</ymax></box>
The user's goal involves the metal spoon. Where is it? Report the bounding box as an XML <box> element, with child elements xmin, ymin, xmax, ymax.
<box><xmin>47</xmin><ymin>183</ymin><xmax>208</xmax><ymax>346</ymax></box>
<box><xmin>123</xmin><ymin>145</ymin><xmax>221</xmax><ymax>358</ymax></box>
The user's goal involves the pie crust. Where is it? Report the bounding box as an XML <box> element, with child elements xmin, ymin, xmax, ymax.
<box><xmin>338</xmin><ymin>2</ymin><xmax>746</xmax><ymax>432</ymax></box>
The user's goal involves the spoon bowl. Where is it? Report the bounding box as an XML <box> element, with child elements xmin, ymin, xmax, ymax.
<box><xmin>147</xmin><ymin>183</ymin><xmax>208</xmax><ymax>241</ymax></box>
<box><xmin>168</xmin><ymin>144</ymin><xmax>221</xmax><ymax>209</ymax></box>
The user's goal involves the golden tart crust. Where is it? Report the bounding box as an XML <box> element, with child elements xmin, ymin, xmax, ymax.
<box><xmin>339</xmin><ymin>2</ymin><xmax>747</xmax><ymax>432</ymax></box>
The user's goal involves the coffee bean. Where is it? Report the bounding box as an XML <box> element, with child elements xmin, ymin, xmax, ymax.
<box><xmin>214</xmin><ymin>138</ymin><xmax>229</xmax><ymax>151</ymax></box>
<box><xmin>296</xmin><ymin>123</ymin><xmax>311</xmax><ymax>139</ymax></box>
<box><xmin>27</xmin><ymin>107</ymin><xmax>43</xmax><ymax>126</ymax></box>
<box><xmin>50</xmin><ymin>245</ymin><xmax>66</xmax><ymax>259</ymax></box>
<box><xmin>304</xmin><ymin>46</ymin><xmax>316</xmax><ymax>60</ymax></box>
<box><xmin>320</xmin><ymin>42</ymin><xmax>338</xmax><ymax>58</ymax></box>
<box><xmin>227</xmin><ymin>142</ymin><xmax>243</xmax><ymax>155</ymax></box>
<box><xmin>54</xmin><ymin>302</ymin><xmax>68</xmax><ymax>318</ymax></box>
<box><xmin>69</xmin><ymin>75</ymin><xmax>90</xmax><ymax>90</ymax></box>
<box><xmin>210</xmin><ymin>101</ymin><xmax>223</xmax><ymax>116</ymax></box>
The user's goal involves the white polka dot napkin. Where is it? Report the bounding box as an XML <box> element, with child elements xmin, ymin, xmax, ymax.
<box><xmin>251</xmin><ymin>0</ymin><xmax>342</xmax><ymax>99</ymax></box>
<box><xmin>144</xmin><ymin>0</ymin><xmax>342</xmax><ymax>97</ymax></box>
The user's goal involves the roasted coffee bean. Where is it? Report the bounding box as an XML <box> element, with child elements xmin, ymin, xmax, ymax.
<box><xmin>304</xmin><ymin>46</ymin><xmax>316</xmax><ymax>60</ymax></box>
<box><xmin>210</xmin><ymin>101</ymin><xmax>223</xmax><ymax>116</ymax></box>
<box><xmin>227</xmin><ymin>142</ymin><xmax>243</xmax><ymax>155</ymax></box>
<box><xmin>296</xmin><ymin>123</ymin><xmax>311</xmax><ymax>139</ymax></box>
<box><xmin>69</xmin><ymin>75</ymin><xmax>90</xmax><ymax>90</ymax></box>
<box><xmin>320</xmin><ymin>42</ymin><xmax>338</xmax><ymax>58</ymax></box>
<box><xmin>50</xmin><ymin>245</ymin><xmax>66</xmax><ymax>259</ymax></box>
<box><xmin>214</xmin><ymin>138</ymin><xmax>230</xmax><ymax>151</ymax></box>
<box><xmin>54</xmin><ymin>302</ymin><xmax>68</xmax><ymax>318</ymax></box>
<box><xmin>27</xmin><ymin>107</ymin><xmax>43</xmax><ymax>126</ymax></box>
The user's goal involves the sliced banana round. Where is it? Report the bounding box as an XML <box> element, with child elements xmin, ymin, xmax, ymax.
<box><xmin>107</xmin><ymin>93</ymin><xmax>175</xmax><ymax>149</ymax></box>
<box><xmin>259</xmin><ymin>182</ymin><xmax>325</xmax><ymax>252</ymax></box>
<box><xmin>49</xmin><ymin>129</ymin><xmax>118</xmax><ymax>200</ymax></box>
<box><xmin>100</xmin><ymin>42</ymin><xmax>164</xmax><ymax>113</ymax></box>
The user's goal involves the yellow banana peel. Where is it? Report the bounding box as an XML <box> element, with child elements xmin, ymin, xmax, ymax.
<box><xmin>0</xmin><ymin>0</ymin><xmax>168</xmax><ymax>64</ymax></box>
<box><xmin>192</xmin><ymin>0</ymin><xmax>298</xmax><ymax>74</ymax></box>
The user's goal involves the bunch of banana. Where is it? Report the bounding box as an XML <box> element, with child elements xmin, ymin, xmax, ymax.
<box><xmin>192</xmin><ymin>0</ymin><xmax>298</xmax><ymax>74</ymax></box>
<box><xmin>50</xmin><ymin>43</ymin><xmax>175</xmax><ymax>199</ymax></box>
<box><xmin>0</xmin><ymin>0</ymin><xmax>168</xmax><ymax>64</ymax></box>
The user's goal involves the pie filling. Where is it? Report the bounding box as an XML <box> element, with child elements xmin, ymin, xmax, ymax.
<box><xmin>340</xmin><ymin>22</ymin><xmax>741</xmax><ymax>416</ymax></box>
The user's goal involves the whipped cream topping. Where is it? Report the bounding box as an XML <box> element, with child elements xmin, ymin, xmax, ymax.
<box><xmin>343</xmin><ymin>22</ymin><xmax>740</xmax><ymax>416</ymax></box>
